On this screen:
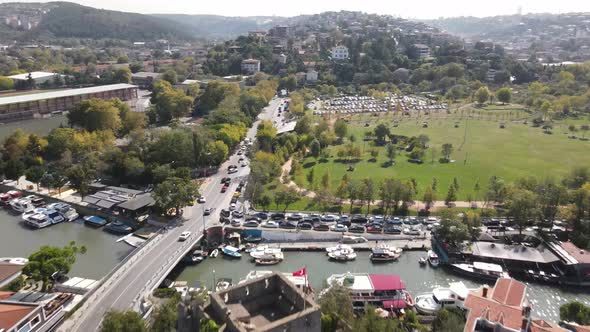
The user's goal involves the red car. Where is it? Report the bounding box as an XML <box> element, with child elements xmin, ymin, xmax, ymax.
<box><xmin>313</xmin><ymin>224</ymin><xmax>330</xmax><ymax>231</ymax></box>
<box><xmin>221</xmin><ymin>185</ymin><xmax>228</xmax><ymax>193</ymax></box>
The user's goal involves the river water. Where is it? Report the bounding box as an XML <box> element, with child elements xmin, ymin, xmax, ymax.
<box><xmin>0</xmin><ymin>209</ymin><xmax>134</xmax><ymax>280</ymax></box>
<box><xmin>174</xmin><ymin>250</ymin><xmax>590</xmax><ymax>322</ymax></box>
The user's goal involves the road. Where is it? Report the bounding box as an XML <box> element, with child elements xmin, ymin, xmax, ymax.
<box><xmin>59</xmin><ymin>97</ymin><xmax>286</xmax><ymax>332</ymax></box>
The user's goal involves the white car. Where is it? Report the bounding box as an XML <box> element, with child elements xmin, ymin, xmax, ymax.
<box><xmin>179</xmin><ymin>231</ymin><xmax>191</xmax><ymax>241</ymax></box>
<box><xmin>197</xmin><ymin>197</ymin><xmax>206</xmax><ymax>204</ymax></box>
<box><xmin>331</xmin><ymin>224</ymin><xmax>348</xmax><ymax>232</ymax></box>
<box><xmin>262</xmin><ymin>220</ymin><xmax>279</xmax><ymax>228</ymax></box>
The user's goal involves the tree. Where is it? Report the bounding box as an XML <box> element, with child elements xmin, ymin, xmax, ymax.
<box><xmin>540</xmin><ymin>101</ymin><xmax>553</xmax><ymax>122</ymax></box>
<box><xmin>153</xmin><ymin>177</ymin><xmax>200</xmax><ymax>216</ymax></box>
<box><xmin>0</xmin><ymin>76</ymin><xmax>14</xmax><ymax>90</ymax></box>
<box><xmin>474</xmin><ymin>86</ymin><xmax>490</xmax><ymax>105</ymax></box>
<box><xmin>495</xmin><ymin>87</ymin><xmax>512</xmax><ymax>105</ymax></box>
<box><xmin>310</xmin><ymin>139</ymin><xmax>321</xmax><ymax>159</ymax></box>
<box><xmin>199</xmin><ymin>318</ymin><xmax>219</xmax><ymax>332</ymax></box>
<box><xmin>441</xmin><ymin>143</ymin><xmax>453</xmax><ymax>162</ymax></box>
<box><xmin>256</xmin><ymin>120</ymin><xmax>277</xmax><ymax>152</ymax></box>
<box><xmin>445</xmin><ymin>185</ymin><xmax>457</xmax><ymax>206</ymax></box>
<box><xmin>3</xmin><ymin>159</ymin><xmax>25</xmax><ymax>183</ymax></box>
<box><xmin>334</xmin><ymin>119</ymin><xmax>348</xmax><ymax>142</ymax></box>
<box><xmin>307</xmin><ymin>168</ymin><xmax>315</xmax><ymax>187</ymax></box>
<box><xmin>374</xmin><ymin>124</ymin><xmax>390</xmax><ymax>144</ymax></box>
<box><xmin>100</xmin><ymin>310</ymin><xmax>146</xmax><ymax>332</ymax></box>
<box><xmin>113</xmin><ymin>67</ymin><xmax>132</xmax><ymax>84</ymax></box>
<box><xmin>258</xmin><ymin>194</ymin><xmax>272</xmax><ymax>211</ymax></box>
<box><xmin>151</xmin><ymin>297</ymin><xmax>179</xmax><ymax>332</ymax></box>
<box><xmin>560</xmin><ymin>301</ymin><xmax>590</xmax><ymax>325</ymax></box>
<box><xmin>581</xmin><ymin>124</ymin><xmax>590</xmax><ymax>139</ymax></box>
<box><xmin>68</xmin><ymin>99</ymin><xmax>122</xmax><ymax>132</ymax></box>
<box><xmin>505</xmin><ymin>187</ymin><xmax>538</xmax><ymax>235</ymax></box>
<box><xmin>67</xmin><ymin>164</ymin><xmax>95</xmax><ymax>198</ymax></box>
<box><xmin>23</xmin><ymin>242</ymin><xmax>86</xmax><ymax>291</ymax></box>
<box><xmin>321</xmin><ymin>172</ymin><xmax>331</xmax><ymax>190</ymax></box>
<box><xmin>206</xmin><ymin>140</ymin><xmax>229</xmax><ymax>166</ymax></box>
<box><xmin>319</xmin><ymin>285</ymin><xmax>354</xmax><ymax>328</ymax></box>
<box><xmin>423</xmin><ymin>185</ymin><xmax>436</xmax><ymax>210</ymax></box>
<box><xmin>360</xmin><ymin>178</ymin><xmax>375</xmax><ymax>215</ymax></box>
<box><xmin>25</xmin><ymin>166</ymin><xmax>45</xmax><ymax>191</ymax></box>
<box><xmin>432</xmin><ymin>309</ymin><xmax>465</xmax><ymax>332</ymax></box>
<box><xmin>386</xmin><ymin>143</ymin><xmax>396</xmax><ymax>165</ymax></box>
<box><xmin>161</xmin><ymin>69</ymin><xmax>178</xmax><ymax>85</ymax></box>
<box><xmin>274</xmin><ymin>187</ymin><xmax>300</xmax><ymax>212</ymax></box>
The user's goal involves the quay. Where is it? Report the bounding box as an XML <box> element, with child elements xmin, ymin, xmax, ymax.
<box><xmin>243</xmin><ymin>239</ymin><xmax>430</xmax><ymax>252</ymax></box>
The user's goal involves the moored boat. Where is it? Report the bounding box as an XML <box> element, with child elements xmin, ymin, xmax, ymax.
<box><xmin>428</xmin><ymin>250</ymin><xmax>439</xmax><ymax>267</ymax></box>
<box><xmin>45</xmin><ymin>209</ymin><xmax>65</xmax><ymax>224</ymax></box>
<box><xmin>83</xmin><ymin>215</ymin><xmax>108</xmax><ymax>227</ymax></box>
<box><xmin>215</xmin><ymin>278</ymin><xmax>233</xmax><ymax>292</ymax></box>
<box><xmin>414</xmin><ymin>282</ymin><xmax>472</xmax><ymax>315</ymax></box>
<box><xmin>240</xmin><ymin>270</ymin><xmax>313</xmax><ymax>294</ymax></box>
<box><xmin>255</xmin><ymin>257</ymin><xmax>282</xmax><ymax>265</ymax></box>
<box><xmin>24</xmin><ymin>213</ymin><xmax>52</xmax><ymax>229</ymax></box>
<box><xmin>222</xmin><ymin>246</ymin><xmax>242</xmax><ymax>258</ymax></box>
<box><xmin>249</xmin><ymin>245</ymin><xmax>282</xmax><ymax>259</ymax></box>
<box><xmin>419</xmin><ymin>257</ymin><xmax>427</xmax><ymax>265</ymax></box>
<box><xmin>104</xmin><ymin>220</ymin><xmax>133</xmax><ymax>234</ymax></box>
<box><xmin>449</xmin><ymin>261</ymin><xmax>510</xmax><ymax>282</ymax></box>
<box><xmin>24</xmin><ymin>195</ymin><xmax>45</xmax><ymax>207</ymax></box>
<box><xmin>328</xmin><ymin>248</ymin><xmax>357</xmax><ymax>261</ymax></box>
<box><xmin>10</xmin><ymin>198</ymin><xmax>34</xmax><ymax>214</ymax></box>
<box><xmin>22</xmin><ymin>207</ymin><xmax>47</xmax><ymax>221</ymax></box>
<box><xmin>325</xmin><ymin>244</ymin><xmax>352</xmax><ymax>254</ymax></box>
<box><xmin>370</xmin><ymin>247</ymin><xmax>400</xmax><ymax>262</ymax></box>
<box><xmin>46</xmin><ymin>202</ymin><xmax>79</xmax><ymax>222</ymax></box>
<box><xmin>209</xmin><ymin>249</ymin><xmax>219</xmax><ymax>258</ymax></box>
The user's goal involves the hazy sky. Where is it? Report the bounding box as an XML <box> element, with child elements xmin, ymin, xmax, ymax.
<box><xmin>2</xmin><ymin>0</ymin><xmax>590</xmax><ymax>18</ymax></box>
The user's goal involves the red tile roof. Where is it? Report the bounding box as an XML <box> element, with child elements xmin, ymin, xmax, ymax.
<box><xmin>463</xmin><ymin>278</ymin><xmax>528</xmax><ymax>332</ymax></box>
<box><xmin>561</xmin><ymin>242</ymin><xmax>590</xmax><ymax>264</ymax></box>
<box><xmin>0</xmin><ymin>292</ymin><xmax>14</xmax><ymax>300</ymax></box>
<box><xmin>531</xmin><ymin>319</ymin><xmax>568</xmax><ymax>332</ymax></box>
<box><xmin>0</xmin><ymin>303</ymin><xmax>36</xmax><ymax>330</ymax></box>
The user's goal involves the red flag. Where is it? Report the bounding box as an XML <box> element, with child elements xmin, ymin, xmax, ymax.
<box><xmin>292</xmin><ymin>267</ymin><xmax>306</xmax><ymax>276</ymax></box>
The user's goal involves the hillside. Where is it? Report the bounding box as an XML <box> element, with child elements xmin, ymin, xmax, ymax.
<box><xmin>0</xmin><ymin>2</ymin><xmax>195</xmax><ymax>42</ymax></box>
<box><xmin>153</xmin><ymin>14</ymin><xmax>289</xmax><ymax>40</ymax></box>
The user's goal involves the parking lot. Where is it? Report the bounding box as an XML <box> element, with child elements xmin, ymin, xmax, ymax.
<box><xmin>311</xmin><ymin>94</ymin><xmax>448</xmax><ymax>115</ymax></box>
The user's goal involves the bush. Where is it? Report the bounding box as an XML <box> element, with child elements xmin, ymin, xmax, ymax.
<box><xmin>2</xmin><ymin>276</ymin><xmax>24</xmax><ymax>292</ymax></box>
<box><xmin>153</xmin><ymin>288</ymin><xmax>177</xmax><ymax>298</ymax></box>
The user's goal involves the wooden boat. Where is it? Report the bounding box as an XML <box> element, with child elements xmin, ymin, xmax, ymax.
<box><xmin>255</xmin><ymin>257</ymin><xmax>282</xmax><ymax>265</ymax></box>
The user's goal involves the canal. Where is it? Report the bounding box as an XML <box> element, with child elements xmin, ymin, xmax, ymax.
<box><xmin>0</xmin><ymin>209</ymin><xmax>134</xmax><ymax>280</ymax></box>
<box><xmin>0</xmin><ymin>115</ymin><xmax>67</xmax><ymax>140</ymax></box>
<box><xmin>174</xmin><ymin>250</ymin><xmax>590</xmax><ymax>322</ymax></box>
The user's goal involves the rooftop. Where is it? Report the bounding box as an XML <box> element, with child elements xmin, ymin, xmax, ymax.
<box><xmin>241</xmin><ymin>58</ymin><xmax>260</xmax><ymax>64</ymax></box>
<box><xmin>131</xmin><ymin>71</ymin><xmax>161</xmax><ymax>78</ymax></box>
<box><xmin>0</xmin><ymin>263</ymin><xmax>23</xmax><ymax>284</ymax></box>
<box><xmin>559</xmin><ymin>241</ymin><xmax>590</xmax><ymax>264</ymax></box>
<box><xmin>0</xmin><ymin>302</ymin><xmax>36</xmax><ymax>330</ymax></box>
<box><xmin>470</xmin><ymin>241</ymin><xmax>560</xmax><ymax>264</ymax></box>
<box><xmin>0</xmin><ymin>84</ymin><xmax>137</xmax><ymax>106</ymax></box>
<box><xmin>8</xmin><ymin>71</ymin><xmax>58</xmax><ymax>80</ymax></box>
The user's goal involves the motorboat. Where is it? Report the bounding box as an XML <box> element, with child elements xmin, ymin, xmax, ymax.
<box><xmin>428</xmin><ymin>250</ymin><xmax>439</xmax><ymax>267</ymax></box>
<box><xmin>46</xmin><ymin>203</ymin><xmax>79</xmax><ymax>222</ymax></box>
<box><xmin>9</xmin><ymin>198</ymin><xmax>34</xmax><ymax>214</ymax></box>
<box><xmin>84</xmin><ymin>215</ymin><xmax>107</xmax><ymax>227</ymax></box>
<box><xmin>255</xmin><ymin>257</ymin><xmax>282</xmax><ymax>265</ymax></box>
<box><xmin>209</xmin><ymin>249</ymin><xmax>219</xmax><ymax>258</ymax></box>
<box><xmin>370</xmin><ymin>247</ymin><xmax>400</xmax><ymax>262</ymax></box>
<box><xmin>328</xmin><ymin>248</ymin><xmax>357</xmax><ymax>261</ymax></box>
<box><xmin>0</xmin><ymin>257</ymin><xmax>28</xmax><ymax>265</ymax></box>
<box><xmin>104</xmin><ymin>221</ymin><xmax>133</xmax><ymax>234</ymax></box>
<box><xmin>22</xmin><ymin>207</ymin><xmax>47</xmax><ymax>221</ymax></box>
<box><xmin>325</xmin><ymin>244</ymin><xmax>352</xmax><ymax>254</ymax></box>
<box><xmin>324</xmin><ymin>273</ymin><xmax>413</xmax><ymax>312</ymax></box>
<box><xmin>419</xmin><ymin>257</ymin><xmax>427</xmax><ymax>265</ymax></box>
<box><xmin>449</xmin><ymin>261</ymin><xmax>510</xmax><ymax>282</ymax></box>
<box><xmin>45</xmin><ymin>209</ymin><xmax>65</xmax><ymax>224</ymax></box>
<box><xmin>243</xmin><ymin>235</ymin><xmax>262</xmax><ymax>243</ymax></box>
<box><xmin>215</xmin><ymin>278</ymin><xmax>233</xmax><ymax>292</ymax></box>
<box><xmin>249</xmin><ymin>245</ymin><xmax>282</xmax><ymax>259</ymax></box>
<box><xmin>24</xmin><ymin>195</ymin><xmax>45</xmax><ymax>207</ymax></box>
<box><xmin>222</xmin><ymin>246</ymin><xmax>242</xmax><ymax>258</ymax></box>
<box><xmin>415</xmin><ymin>282</ymin><xmax>472</xmax><ymax>315</ymax></box>
<box><xmin>25</xmin><ymin>213</ymin><xmax>52</xmax><ymax>229</ymax></box>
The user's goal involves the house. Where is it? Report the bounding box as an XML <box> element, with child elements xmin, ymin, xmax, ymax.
<box><xmin>131</xmin><ymin>72</ymin><xmax>161</xmax><ymax>89</ymax></box>
<box><xmin>306</xmin><ymin>70</ymin><xmax>319</xmax><ymax>82</ymax></box>
<box><xmin>414</xmin><ymin>44</ymin><xmax>431</xmax><ymax>59</ymax></box>
<box><xmin>278</xmin><ymin>53</ymin><xmax>287</xmax><ymax>64</ymax></box>
<box><xmin>331</xmin><ymin>46</ymin><xmax>349</xmax><ymax>60</ymax></box>
<box><xmin>8</xmin><ymin>72</ymin><xmax>64</xmax><ymax>85</ymax></box>
<box><xmin>241</xmin><ymin>59</ymin><xmax>261</xmax><ymax>75</ymax></box>
<box><xmin>0</xmin><ymin>293</ymin><xmax>74</xmax><ymax>332</ymax></box>
<box><xmin>208</xmin><ymin>272</ymin><xmax>320</xmax><ymax>332</ymax></box>
<box><xmin>487</xmin><ymin>69</ymin><xmax>498</xmax><ymax>82</ymax></box>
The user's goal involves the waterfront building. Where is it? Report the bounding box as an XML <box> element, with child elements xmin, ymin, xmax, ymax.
<box><xmin>83</xmin><ymin>183</ymin><xmax>154</xmax><ymax>222</ymax></box>
<box><xmin>0</xmin><ymin>84</ymin><xmax>138</xmax><ymax>122</ymax></box>
<box><xmin>241</xmin><ymin>59</ymin><xmax>261</xmax><ymax>75</ymax></box>
<box><xmin>208</xmin><ymin>272</ymin><xmax>320</xmax><ymax>332</ymax></box>
<box><xmin>0</xmin><ymin>263</ymin><xmax>24</xmax><ymax>288</ymax></box>
<box><xmin>0</xmin><ymin>293</ymin><xmax>73</xmax><ymax>332</ymax></box>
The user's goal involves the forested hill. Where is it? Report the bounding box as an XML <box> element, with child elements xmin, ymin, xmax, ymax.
<box><xmin>0</xmin><ymin>2</ymin><xmax>195</xmax><ymax>42</ymax></box>
<box><xmin>152</xmin><ymin>14</ymin><xmax>289</xmax><ymax>40</ymax></box>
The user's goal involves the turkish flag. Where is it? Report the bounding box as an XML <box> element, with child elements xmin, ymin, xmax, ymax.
<box><xmin>292</xmin><ymin>268</ymin><xmax>306</xmax><ymax>276</ymax></box>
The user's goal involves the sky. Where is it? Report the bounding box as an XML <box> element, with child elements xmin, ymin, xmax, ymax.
<box><xmin>1</xmin><ymin>0</ymin><xmax>590</xmax><ymax>19</ymax></box>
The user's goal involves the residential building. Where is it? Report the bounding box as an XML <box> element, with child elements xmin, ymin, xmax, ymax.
<box><xmin>0</xmin><ymin>84</ymin><xmax>138</xmax><ymax>122</ymax></box>
<box><xmin>306</xmin><ymin>70</ymin><xmax>319</xmax><ymax>82</ymax></box>
<box><xmin>131</xmin><ymin>72</ymin><xmax>161</xmax><ymax>89</ymax></box>
<box><xmin>208</xmin><ymin>272</ymin><xmax>320</xmax><ymax>332</ymax></box>
<box><xmin>278</xmin><ymin>53</ymin><xmax>287</xmax><ymax>64</ymax></box>
<box><xmin>241</xmin><ymin>59</ymin><xmax>261</xmax><ymax>75</ymax></box>
<box><xmin>414</xmin><ymin>44</ymin><xmax>431</xmax><ymax>59</ymax></box>
<box><xmin>331</xmin><ymin>45</ymin><xmax>349</xmax><ymax>60</ymax></box>
<box><xmin>0</xmin><ymin>293</ymin><xmax>74</xmax><ymax>332</ymax></box>
<box><xmin>8</xmin><ymin>72</ymin><xmax>64</xmax><ymax>85</ymax></box>
<box><xmin>269</xmin><ymin>26</ymin><xmax>290</xmax><ymax>38</ymax></box>
<box><xmin>487</xmin><ymin>69</ymin><xmax>498</xmax><ymax>82</ymax></box>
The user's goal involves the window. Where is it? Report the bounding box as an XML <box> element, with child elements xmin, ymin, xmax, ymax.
<box><xmin>30</xmin><ymin>315</ymin><xmax>41</xmax><ymax>328</ymax></box>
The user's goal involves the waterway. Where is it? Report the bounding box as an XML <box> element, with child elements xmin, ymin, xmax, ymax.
<box><xmin>0</xmin><ymin>209</ymin><xmax>134</xmax><ymax>280</ymax></box>
<box><xmin>0</xmin><ymin>115</ymin><xmax>67</xmax><ymax>140</ymax></box>
<box><xmin>174</xmin><ymin>250</ymin><xmax>590</xmax><ymax>322</ymax></box>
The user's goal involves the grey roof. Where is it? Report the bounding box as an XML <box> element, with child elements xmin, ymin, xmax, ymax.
<box><xmin>117</xmin><ymin>194</ymin><xmax>155</xmax><ymax>211</ymax></box>
<box><xmin>0</xmin><ymin>84</ymin><xmax>137</xmax><ymax>106</ymax></box>
<box><xmin>470</xmin><ymin>241</ymin><xmax>560</xmax><ymax>264</ymax></box>
<box><xmin>131</xmin><ymin>72</ymin><xmax>161</xmax><ymax>78</ymax></box>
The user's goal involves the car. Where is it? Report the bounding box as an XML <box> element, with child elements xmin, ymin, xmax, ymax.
<box><xmin>331</xmin><ymin>224</ymin><xmax>348</xmax><ymax>232</ymax></box>
<box><xmin>313</xmin><ymin>223</ymin><xmax>330</xmax><ymax>231</ymax></box>
<box><xmin>271</xmin><ymin>213</ymin><xmax>285</xmax><ymax>220</ymax></box>
<box><xmin>203</xmin><ymin>208</ymin><xmax>212</xmax><ymax>216</ymax></box>
<box><xmin>254</xmin><ymin>212</ymin><xmax>269</xmax><ymax>220</ymax></box>
<box><xmin>229</xmin><ymin>203</ymin><xmax>237</xmax><ymax>210</ymax></box>
<box><xmin>351</xmin><ymin>215</ymin><xmax>367</xmax><ymax>224</ymax></box>
<box><xmin>366</xmin><ymin>225</ymin><xmax>383</xmax><ymax>233</ymax></box>
<box><xmin>370</xmin><ymin>216</ymin><xmax>384</xmax><ymax>224</ymax></box>
<box><xmin>221</xmin><ymin>177</ymin><xmax>231</xmax><ymax>184</ymax></box>
<box><xmin>287</xmin><ymin>213</ymin><xmax>304</xmax><ymax>221</ymax></box>
<box><xmin>228</xmin><ymin>165</ymin><xmax>238</xmax><ymax>171</ymax></box>
<box><xmin>280</xmin><ymin>221</ymin><xmax>297</xmax><ymax>229</ymax></box>
<box><xmin>243</xmin><ymin>220</ymin><xmax>259</xmax><ymax>227</ymax></box>
<box><xmin>220</xmin><ymin>216</ymin><xmax>231</xmax><ymax>224</ymax></box>
<box><xmin>220</xmin><ymin>209</ymin><xmax>230</xmax><ymax>217</ymax></box>
<box><xmin>230</xmin><ymin>218</ymin><xmax>243</xmax><ymax>227</ymax></box>
<box><xmin>321</xmin><ymin>214</ymin><xmax>338</xmax><ymax>223</ymax></box>
<box><xmin>297</xmin><ymin>222</ymin><xmax>313</xmax><ymax>230</ymax></box>
<box><xmin>241</xmin><ymin>161</ymin><xmax>249</xmax><ymax>167</ymax></box>
<box><xmin>237</xmin><ymin>150</ymin><xmax>243</xmax><ymax>155</ymax></box>
<box><xmin>228</xmin><ymin>168</ymin><xmax>238</xmax><ymax>174</ymax></box>
<box><xmin>349</xmin><ymin>225</ymin><xmax>365</xmax><ymax>233</ymax></box>
<box><xmin>339</xmin><ymin>215</ymin><xmax>350</xmax><ymax>225</ymax></box>
<box><xmin>238</xmin><ymin>157</ymin><xmax>245</xmax><ymax>163</ymax></box>
<box><xmin>232</xmin><ymin>211</ymin><xmax>244</xmax><ymax>218</ymax></box>
<box><xmin>408</xmin><ymin>158</ymin><xmax>423</xmax><ymax>164</ymax></box>
<box><xmin>262</xmin><ymin>220</ymin><xmax>279</xmax><ymax>228</ymax></box>
<box><xmin>197</xmin><ymin>197</ymin><xmax>206</xmax><ymax>204</ymax></box>
<box><xmin>384</xmin><ymin>226</ymin><xmax>402</xmax><ymax>234</ymax></box>
<box><xmin>230</xmin><ymin>197</ymin><xmax>238</xmax><ymax>204</ymax></box>
<box><xmin>178</xmin><ymin>231</ymin><xmax>191</xmax><ymax>241</ymax></box>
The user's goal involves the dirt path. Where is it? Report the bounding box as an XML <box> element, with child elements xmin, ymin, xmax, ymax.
<box><xmin>280</xmin><ymin>159</ymin><xmax>488</xmax><ymax>210</ymax></box>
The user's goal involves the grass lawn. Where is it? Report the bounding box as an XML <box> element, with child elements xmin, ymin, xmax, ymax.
<box><xmin>293</xmin><ymin>114</ymin><xmax>590</xmax><ymax>200</ymax></box>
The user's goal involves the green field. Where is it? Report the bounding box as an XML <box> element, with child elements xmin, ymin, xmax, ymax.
<box><xmin>293</xmin><ymin>114</ymin><xmax>590</xmax><ymax>200</ymax></box>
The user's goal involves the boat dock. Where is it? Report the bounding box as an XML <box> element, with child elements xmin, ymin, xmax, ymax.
<box><xmin>252</xmin><ymin>239</ymin><xmax>430</xmax><ymax>252</ymax></box>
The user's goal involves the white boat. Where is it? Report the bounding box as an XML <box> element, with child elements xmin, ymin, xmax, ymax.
<box><xmin>46</xmin><ymin>203</ymin><xmax>79</xmax><ymax>222</ymax></box>
<box><xmin>215</xmin><ymin>278</ymin><xmax>233</xmax><ymax>292</ymax></box>
<box><xmin>25</xmin><ymin>213</ymin><xmax>52</xmax><ymax>229</ymax></box>
<box><xmin>428</xmin><ymin>250</ymin><xmax>439</xmax><ymax>267</ymax></box>
<box><xmin>450</xmin><ymin>261</ymin><xmax>510</xmax><ymax>282</ymax></box>
<box><xmin>376</xmin><ymin>243</ymin><xmax>403</xmax><ymax>255</ymax></box>
<box><xmin>10</xmin><ymin>198</ymin><xmax>34</xmax><ymax>213</ymax></box>
<box><xmin>249</xmin><ymin>245</ymin><xmax>282</xmax><ymax>259</ymax></box>
<box><xmin>325</xmin><ymin>244</ymin><xmax>352</xmax><ymax>254</ymax></box>
<box><xmin>415</xmin><ymin>282</ymin><xmax>472</xmax><ymax>315</ymax></box>
<box><xmin>370</xmin><ymin>247</ymin><xmax>400</xmax><ymax>262</ymax></box>
<box><xmin>328</xmin><ymin>248</ymin><xmax>357</xmax><ymax>261</ymax></box>
<box><xmin>22</xmin><ymin>208</ymin><xmax>47</xmax><ymax>221</ymax></box>
<box><xmin>0</xmin><ymin>257</ymin><xmax>28</xmax><ymax>265</ymax></box>
<box><xmin>419</xmin><ymin>257</ymin><xmax>427</xmax><ymax>265</ymax></box>
<box><xmin>45</xmin><ymin>209</ymin><xmax>65</xmax><ymax>224</ymax></box>
<box><xmin>210</xmin><ymin>249</ymin><xmax>219</xmax><ymax>258</ymax></box>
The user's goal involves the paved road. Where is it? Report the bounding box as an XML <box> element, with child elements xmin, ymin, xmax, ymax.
<box><xmin>59</xmin><ymin>97</ymin><xmax>286</xmax><ymax>332</ymax></box>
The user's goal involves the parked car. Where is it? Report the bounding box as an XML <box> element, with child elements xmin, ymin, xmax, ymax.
<box><xmin>231</xmin><ymin>219</ymin><xmax>243</xmax><ymax>227</ymax></box>
<box><xmin>349</xmin><ymin>225</ymin><xmax>365</xmax><ymax>233</ymax></box>
<box><xmin>298</xmin><ymin>222</ymin><xmax>313</xmax><ymax>230</ymax></box>
<box><xmin>351</xmin><ymin>215</ymin><xmax>367</xmax><ymax>224</ymax></box>
<box><xmin>280</xmin><ymin>221</ymin><xmax>297</xmax><ymax>229</ymax></box>
<box><xmin>243</xmin><ymin>220</ymin><xmax>259</xmax><ymax>227</ymax></box>
<box><xmin>314</xmin><ymin>223</ymin><xmax>330</xmax><ymax>231</ymax></box>
<box><xmin>221</xmin><ymin>185</ymin><xmax>228</xmax><ymax>193</ymax></box>
<box><xmin>384</xmin><ymin>226</ymin><xmax>402</xmax><ymax>234</ymax></box>
<box><xmin>331</xmin><ymin>224</ymin><xmax>348</xmax><ymax>232</ymax></box>
<box><xmin>262</xmin><ymin>220</ymin><xmax>279</xmax><ymax>228</ymax></box>
<box><xmin>178</xmin><ymin>231</ymin><xmax>191</xmax><ymax>241</ymax></box>
<box><xmin>366</xmin><ymin>224</ymin><xmax>383</xmax><ymax>233</ymax></box>
<box><xmin>203</xmin><ymin>208</ymin><xmax>212</xmax><ymax>216</ymax></box>
<box><xmin>220</xmin><ymin>209</ymin><xmax>230</xmax><ymax>217</ymax></box>
<box><xmin>339</xmin><ymin>215</ymin><xmax>350</xmax><ymax>226</ymax></box>
<box><xmin>232</xmin><ymin>211</ymin><xmax>244</xmax><ymax>218</ymax></box>
<box><xmin>271</xmin><ymin>213</ymin><xmax>285</xmax><ymax>220</ymax></box>
<box><xmin>254</xmin><ymin>212</ymin><xmax>269</xmax><ymax>220</ymax></box>
<box><xmin>221</xmin><ymin>177</ymin><xmax>231</xmax><ymax>184</ymax></box>
<box><xmin>321</xmin><ymin>214</ymin><xmax>338</xmax><ymax>223</ymax></box>
<box><xmin>197</xmin><ymin>197</ymin><xmax>206</xmax><ymax>203</ymax></box>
